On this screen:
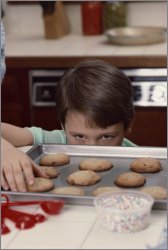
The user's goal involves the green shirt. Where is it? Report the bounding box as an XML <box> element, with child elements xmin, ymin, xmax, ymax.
<box><xmin>26</xmin><ymin>126</ymin><xmax>137</xmax><ymax>146</ymax></box>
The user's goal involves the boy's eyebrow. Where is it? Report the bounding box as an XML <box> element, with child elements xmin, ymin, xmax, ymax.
<box><xmin>97</xmin><ymin>132</ymin><xmax>119</xmax><ymax>137</ymax></box>
<box><xmin>68</xmin><ymin>131</ymin><xmax>84</xmax><ymax>135</ymax></box>
<box><xmin>68</xmin><ymin>131</ymin><xmax>119</xmax><ymax>136</ymax></box>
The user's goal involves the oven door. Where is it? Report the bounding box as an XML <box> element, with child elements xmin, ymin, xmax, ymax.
<box><xmin>29</xmin><ymin>70</ymin><xmax>65</xmax><ymax>130</ymax></box>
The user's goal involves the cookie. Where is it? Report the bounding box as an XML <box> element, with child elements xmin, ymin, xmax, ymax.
<box><xmin>39</xmin><ymin>166</ymin><xmax>59</xmax><ymax>178</ymax></box>
<box><xmin>114</xmin><ymin>172</ymin><xmax>146</xmax><ymax>188</ymax></box>
<box><xmin>50</xmin><ymin>186</ymin><xmax>85</xmax><ymax>196</ymax></box>
<box><xmin>140</xmin><ymin>186</ymin><xmax>167</xmax><ymax>200</ymax></box>
<box><xmin>26</xmin><ymin>177</ymin><xmax>54</xmax><ymax>192</ymax></box>
<box><xmin>39</xmin><ymin>153</ymin><xmax>70</xmax><ymax>166</ymax></box>
<box><xmin>92</xmin><ymin>186</ymin><xmax>122</xmax><ymax>196</ymax></box>
<box><xmin>130</xmin><ymin>157</ymin><xmax>162</xmax><ymax>173</ymax></box>
<box><xmin>79</xmin><ymin>158</ymin><xmax>113</xmax><ymax>172</ymax></box>
<box><xmin>67</xmin><ymin>170</ymin><xmax>101</xmax><ymax>186</ymax></box>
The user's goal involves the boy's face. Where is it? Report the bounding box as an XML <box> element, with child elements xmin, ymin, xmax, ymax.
<box><xmin>64</xmin><ymin>111</ymin><xmax>128</xmax><ymax>146</ymax></box>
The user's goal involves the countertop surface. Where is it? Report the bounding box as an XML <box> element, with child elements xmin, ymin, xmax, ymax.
<box><xmin>1</xmin><ymin>146</ymin><xmax>167</xmax><ymax>249</ymax></box>
<box><xmin>6</xmin><ymin>34</ymin><xmax>166</xmax><ymax>57</ymax></box>
<box><xmin>5</xmin><ymin>34</ymin><xmax>167</xmax><ymax>68</ymax></box>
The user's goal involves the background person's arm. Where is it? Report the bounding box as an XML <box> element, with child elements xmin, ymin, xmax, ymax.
<box><xmin>1</xmin><ymin>122</ymin><xmax>34</xmax><ymax>146</ymax></box>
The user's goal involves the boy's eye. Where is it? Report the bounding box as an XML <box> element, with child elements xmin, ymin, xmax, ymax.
<box><xmin>74</xmin><ymin>134</ymin><xmax>86</xmax><ymax>140</ymax></box>
<box><xmin>101</xmin><ymin>135</ymin><xmax>115</xmax><ymax>140</ymax></box>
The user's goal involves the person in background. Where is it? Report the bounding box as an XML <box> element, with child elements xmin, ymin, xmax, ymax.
<box><xmin>1</xmin><ymin>20</ymin><xmax>47</xmax><ymax>193</ymax></box>
<box><xmin>1</xmin><ymin>21</ymin><xmax>6</xmax><ymax>83</ymax></box>
<box><xmin>1</xmin><ymin>59</ymin><xmax>136</xmax><ymax>192</ymax></box>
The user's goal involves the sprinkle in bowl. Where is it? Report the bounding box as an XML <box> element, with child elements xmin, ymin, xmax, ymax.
<box><xmin>94</xmin><ymin>190</ymin><xmax>154</xmax><ymax>233</ymax></box>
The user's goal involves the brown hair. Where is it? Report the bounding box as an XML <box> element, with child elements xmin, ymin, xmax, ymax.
<box><xmin>56</xmin><ymin>59</ymin><xmax>134</xmax><ymax>129</ymax></box>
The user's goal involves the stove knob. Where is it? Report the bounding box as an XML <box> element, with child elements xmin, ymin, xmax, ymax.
<box><xmin>150</xmin><ymin>85</ymin><xmax>167</xmax><ymax>102</ymax></box>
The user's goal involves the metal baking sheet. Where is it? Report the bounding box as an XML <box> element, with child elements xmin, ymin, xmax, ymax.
<box><xmin>2</xmin><ymin>144</ymin><xmax>167</xmax><ymax>210</ymax></box>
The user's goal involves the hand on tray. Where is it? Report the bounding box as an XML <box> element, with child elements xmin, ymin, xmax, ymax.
<box><xmin>1</xmin><ymin>140</ymin><xmax>48</xmax><ymax>192</ymax></box>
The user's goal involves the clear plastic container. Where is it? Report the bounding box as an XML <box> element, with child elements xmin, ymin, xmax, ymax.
<box><xmin>94</xmin><ymin>190</ymin><xmax>154</xmax><ymax>233</ymax></box>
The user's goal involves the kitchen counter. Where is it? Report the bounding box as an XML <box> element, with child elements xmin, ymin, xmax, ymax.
<box><xmin>4</xmin><ymin>1</ymin><xmax>166</xmax><ymax>68</ymax></box>
<box><xmin>1</xmin><ymin>146</ymin><xmax>167</xmax><ymax>249</ymax></box>
<box><xmin>6</xmin><ymin>33</ymin><xmax>166</xmax><ymax>57</ymax></box>
<box><xmin>6</xmin><ymin>34</ymin><xmax>167</xmax><ymax>68</ymax></box>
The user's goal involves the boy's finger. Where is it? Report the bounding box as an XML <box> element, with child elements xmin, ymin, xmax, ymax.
<box><xmin>32</xmin><ymin>161</ymin><xmax>49</xmax><ymax>178</ymax></box>
<box><xmin>21</xmin><ymin>160</ymin><xmax>35</xmax><ymax>186</ymax></box>
<box><xmin>1</xmin><ymin>172</ymin><xmax>9</xmax><ymax>191</ymax></box>
<box><xmin>3</xmin><ymin>164</ymin><xmax>18</xmax><ymax>192</ymax></box>
<box><xmin>13</xmin><ymin>163</ymin><xmax>27</xmax><ymax>192</ymax></box>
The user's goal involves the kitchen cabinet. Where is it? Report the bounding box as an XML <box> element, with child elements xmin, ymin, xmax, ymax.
<box><xmin>1</xmin><ymin>68</ymin><xmax>31</xmax><ymax>127</ymax></box>
<box><xmin>2</xmin><ymin>55</ymin><xmax>167</xmax><ymax>147</ymax></box>
<box><xmin>127</xmin><ymin>107</ymin><xmax>167</xmax><ymax>147</ymax></box>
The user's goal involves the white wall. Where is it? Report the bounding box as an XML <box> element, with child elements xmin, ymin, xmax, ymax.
<box><xmin>127</xmin><ymin>1</ymin><xmax>167</xmax><ymax>27</ymax></box>
<box><xmin>3</xmin><ymin>1</ymin><xmax>167</xmax><ymax>37</ymax></box>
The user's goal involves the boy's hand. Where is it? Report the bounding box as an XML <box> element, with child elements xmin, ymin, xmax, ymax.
<box><xmin>1</xmin><ymin>140</ymin><xmax>48</xmax><ymax>192</ymax></box>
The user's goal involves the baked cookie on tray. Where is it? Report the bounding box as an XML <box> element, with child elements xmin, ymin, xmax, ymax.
<box><xmin>39</xmin><ymin>166</ymin><xmax>60</xmax><ymax>178</ymax></box>
<box><xmin>26</xmin><ymin>177</ymin><xmax>54</xmax><ymax>192</ymax></box>
<box><xmin>39</xmin><ymin>153</ymin><xmax>70</xmax><ymax>166</ymax></box>
<box><xmin>114</xmin><ymin>172</ymin><xmax>146</xmax><ymax>188</ymax></box>
<box><xmin>67</xmin><ymin>170</ymin><xmax>101</xmax><ymax>186</ymax></box>
<box><xmin>50</xmin><ymin>186</ymin><xmax>85</xmax><ymax>196</ymax></box>
<box><xmin>79</xmin><ymin>158</ymin><xmax>113</xmax><ymax>172</ymax></box>
<box><xmin>139</xmin><ymin>186</ymin><xmax>167</xmax><ymax>200</ymax></box>
<box><xmin>92</xmin><ymin>186</ymin><xmax>122</xmax><ymax>196</ymax></box>
<box><xmin>130</xmin><ymin>157</ymin><xmax>162</xmax><ymax>173</ymax></box>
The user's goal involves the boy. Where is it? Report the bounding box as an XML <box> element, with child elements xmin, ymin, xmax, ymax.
<box><xmin>1</xmin><ymin>59</ymin><xmax>136</xmax><ymax>192</ymax></box>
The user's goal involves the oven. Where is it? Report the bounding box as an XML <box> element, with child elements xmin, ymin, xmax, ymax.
<box><xmin>123</xmin><ymin>68</ymin><xmax>167</xmax><ymax>107</ymax></box>
<box><xmin>122</xmin><ymin>68</ymin><xmax>167</xmax><ymax>147</ymax></box>
<box><xmin>29</xmin><ymin>68</ymin><xmax>167</xmax><ymax>146</ymax></box>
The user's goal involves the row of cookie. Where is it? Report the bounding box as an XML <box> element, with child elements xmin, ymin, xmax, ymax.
<box><xmin>40</xmin><ymin>153</ymin><xmax>113</xmax><ymax>172</ymax></box>
<box><xmin>25</xmin><ymin>169</ymin><xmax>159</xmax><ymax>191</ymax></box>
<box><xmin>36</xmin><ymin>162</ymin><xmax>162</xmax><ymax>196</ymax></box>
<box><xmin>40</xmin><ymin>153</ymin><xmax>162</xmax><ymax>173</ymax></box>
<box><xmin>64</xmin><ymin>170</ymin><xmax>155</xmax><ymax>188</ymax></box>
<box><xmin>37</xmin><ymin>165</ymin><xmax>160</xmax><ymax>190</ymax></box>
<box><xmin>25</xmin><ymin>177</ymin><xmax>167</xmax><ymax>200</ymax></box>
<box><xmin>79</xmin><ymin>156</ymin><xmax>162</xmax><ymax>173</ymax></box>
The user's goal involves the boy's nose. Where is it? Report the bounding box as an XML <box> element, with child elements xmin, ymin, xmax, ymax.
<box><xmin>87</xmin><ymin>139</ymin><xmax>97</xmax><ymax>146</ymax></box>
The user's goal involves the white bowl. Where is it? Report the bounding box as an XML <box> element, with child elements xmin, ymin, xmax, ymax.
<box><xmin>94</xmin><ymin>190</ymin><xmax>154</xmax><ymax>233</ymax></box>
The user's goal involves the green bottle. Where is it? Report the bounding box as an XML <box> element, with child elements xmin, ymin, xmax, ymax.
<box><xmin>103</xmin><ymin>1</ymin><xmax>127</xmax><ymax>31</ymax></box>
